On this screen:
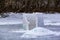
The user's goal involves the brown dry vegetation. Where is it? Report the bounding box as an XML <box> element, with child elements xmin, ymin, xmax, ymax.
<box><xmin>0</xmin><ymin>0</ymin><xmax>60</xmax><ymax>13</ymax></box>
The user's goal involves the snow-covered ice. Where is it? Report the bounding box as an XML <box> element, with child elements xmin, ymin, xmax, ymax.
<box><xmin>0</xmin><ymin>13</ymin><xmax>60</xmax><ymax>39</ymax></box>
<box><xmin>21</xmin><ymin>27</ymin><xmax>60</xmax><ymax>38</ymax></box>
<box><xmin>0</xmin><ymin>13</ymin><xmax>23</xmax><ymax>25</ymax></box>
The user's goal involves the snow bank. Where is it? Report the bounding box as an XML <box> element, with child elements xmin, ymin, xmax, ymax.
<box><xmin>21</xmin><ymin>27</ymin><xmax>60</xmax><ymax>38</ymax></box>
<box><xmin>0</xmin><ymin>13</ymin><xmax>23</xmax><ymax>25</ymax></box>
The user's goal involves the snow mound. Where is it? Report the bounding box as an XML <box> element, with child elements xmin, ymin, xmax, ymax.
<box><xmin>21</xmin><ymin>27</ymin><xmax>60</xmax><ymax>38</ymax></box>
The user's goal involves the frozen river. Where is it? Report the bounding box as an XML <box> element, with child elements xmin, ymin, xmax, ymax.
<box><xmin>0</xmin><ymin>13</ymin><xmax>60</xmax><ymax>40</ymax></box>
<box><xmin>0</xmin><ymin>25</ymin><xmax>60</xmax><ymax>40</ymax></box>
<box><xmin>0</xmin><ymin>26</ymin><xmax>60</xmax><ymax>40</ymax></box>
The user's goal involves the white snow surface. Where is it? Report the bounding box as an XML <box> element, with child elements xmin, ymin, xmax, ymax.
<box><xmin>21</xmin><ymin>27</ymin><xmax>60</xmax><ymax>38</ymax></box>
<box><xmin>0</xmin><ymin>13</ymin><xmax>60</xmax><ymax>38</ymax></box>
<box><xmin>0</xmin><ymin>13</ymin><xmax>23</xmax><ymax>25</ymax></box>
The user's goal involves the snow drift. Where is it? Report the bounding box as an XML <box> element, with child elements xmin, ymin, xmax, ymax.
<box><xmin>21</xmin><ymin>27</ymin><xmax>60</xmax><ymax>38</ymax></box>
